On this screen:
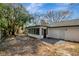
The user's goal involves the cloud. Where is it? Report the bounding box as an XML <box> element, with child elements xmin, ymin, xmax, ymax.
<box><xmin>26</xmin><ymin>3</ymin><xmax>79</xmax><ymax>19</ymax></box>
<box><xmin>27</xmin><ymin>3</ymin><xmax>44</xmax><ymax>14</ymax></box>
<box><xmin>26</xmin><ymin>3</ymin><xmax>71</xmax><ymax>14</ymax></box>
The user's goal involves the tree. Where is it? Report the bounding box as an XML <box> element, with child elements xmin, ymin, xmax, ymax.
<box><xmin>44</xmin><ymin>10</ymin><xmax>72</xmax><ymax>24</ymax></box>
<box><xmin>31</xmin><ymin>13</ymin><xmax>46</xmax><ymax>25</ymax></box>
<box><xmin>0</xmin><ymin>3</ymin><xmax>32</xmax><ymax>37</ymax></box>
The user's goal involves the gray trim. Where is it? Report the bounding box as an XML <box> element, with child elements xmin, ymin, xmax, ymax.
<box><xmin>27</xmin><ymin>25</ymin><xmax>79</xmax><ymax>28</ymax></box>
<box><xmin>47</xmin><ymin>25</ymin><xmax>79</xmax><ymax>28</ymax></box>
<box><xmin>26</xmin><ymin>25</ymin><xmax>48</xmax><ymax>28</ymax></box>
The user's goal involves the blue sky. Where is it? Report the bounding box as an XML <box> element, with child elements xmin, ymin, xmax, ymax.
<box><xmin>22</xmin><ymin>3</ymin><xmax>79</xmax><ymax>19</ymax></box>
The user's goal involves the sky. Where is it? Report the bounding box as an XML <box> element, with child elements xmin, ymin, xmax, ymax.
<box><xmin>22</xmin><ymin>3</ymin><xmax>79</xmax><ymax>19</ymax></box>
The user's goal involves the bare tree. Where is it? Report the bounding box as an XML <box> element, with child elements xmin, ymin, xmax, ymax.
<box><xmin>44</xmin><ymin>10</ymin><xmax>72</xmax><ymax>24</ymax></box>
<box><xmin>32</xmin><ymin>13</ymin><xmax>45</xmax><ymax>25</ymax></box>
<box><xmin>30</xmin><ymin>10</ymin><xmax>72</xmax><ymax>25</ymax></box>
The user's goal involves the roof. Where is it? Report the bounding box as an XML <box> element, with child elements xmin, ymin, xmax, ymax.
<box><xmin>48</xmin><ymin>20</ymin><xmax>79</xmax><ymax>28</ymax></box>
<box><xmin>26</xmin><ymin>25</ymin><xmax>48</xmax><ymax>28</ymax></box>
<box><xmin>26</xmin><ymin>19</ymin><xmax>79</xmax><ymax>28</ymax></box>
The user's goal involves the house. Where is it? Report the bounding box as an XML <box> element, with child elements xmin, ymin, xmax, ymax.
<box><xmin>27</xmin><ymin>20</ymin><xmax>79</xmax><ymax>42</ymax></box>
<box><xmin>27</xmin><ymin>25</ymin><xmax>47</xmax><ymax>39</ymax></box>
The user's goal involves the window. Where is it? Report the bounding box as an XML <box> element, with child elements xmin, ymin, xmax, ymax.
<box><xmin>35</xmin><ymin>28</ymin><xmax>39</xmax><ymax>35</ymax></box>
<box><xmin>28</xmin><ymin>28</ymin><xmax>39</xmax><ymax>35</ymax></box>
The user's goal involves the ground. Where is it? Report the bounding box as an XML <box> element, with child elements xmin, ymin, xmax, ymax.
<box><xmin>0</xmin><ymin>35</ymin><xmax>79</xmax><ymax>56</ymax></box>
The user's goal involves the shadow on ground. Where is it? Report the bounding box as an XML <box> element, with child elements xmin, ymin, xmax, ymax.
<box><xmin>41</xmin><ymin>38</ymin><xmax>65</xmax><ymax>44</ymax></box>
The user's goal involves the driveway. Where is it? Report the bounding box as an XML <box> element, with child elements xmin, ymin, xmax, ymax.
<box><xmin>41</xmin><ymin>38</ymin><xmax>66</xmax><ymax>44</ymax></box>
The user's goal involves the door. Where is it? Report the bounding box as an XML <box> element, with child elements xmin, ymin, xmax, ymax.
<box><xmin>43</xmin><ymin>29</ymin><xmax>46</xmax><ymax>38</ymax></box>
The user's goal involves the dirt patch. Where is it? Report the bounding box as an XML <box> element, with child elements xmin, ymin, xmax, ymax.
<box><xmin>0</xmin><ymin>36</ymin><xmax>79</xmax><ymax>56</ymax></box>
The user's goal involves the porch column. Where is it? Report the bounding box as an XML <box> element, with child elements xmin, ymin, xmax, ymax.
<box><xmin>39</xmin><ymin>27</ymin><xmax>42</xmax><ymax>38</ymax></box>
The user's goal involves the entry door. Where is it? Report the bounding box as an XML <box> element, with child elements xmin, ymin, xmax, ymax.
<box><xmin>43</xmin><ymin>29</ymin><xmax>46</xmax><ymax>38</ymax></box>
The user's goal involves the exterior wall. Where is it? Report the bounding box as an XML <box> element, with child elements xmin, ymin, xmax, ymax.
<box><xmin>47</xmin><ymin>28</ymin><xmax>65</xmax><ymax>39</ymax></box>
<box><xmin>65</xmin><ymin>27</ymin><xmax>79</xmax><ymax>41</ymax></box>
<box><xmin>27</xmin><ymin>27</ymin><xmax>47</xmax><ymax>39</ymax></box>
<box><xmin>28</xmin><ymin>33</ymin><xmax>43</xmax><ymax>39</ymax></box>
<box><xmin>47</xmin><ymin>27</ymin><xmax>79</xmax><ymax>42</ymax></box>
<box><xmin>27</xmin><ymin>25</ymin><xmax>79</xmax><ymax>42</ymax></box>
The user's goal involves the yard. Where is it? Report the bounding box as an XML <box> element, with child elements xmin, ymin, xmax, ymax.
<box><xmin>0</xmin><ymin>35</ymin><xmax>79</xmax><ymax>56</ymax></box>
<box><xmin>0</xmin><ymin>3</ymin><xmax>79</xmax><ymax>56</ymax></box>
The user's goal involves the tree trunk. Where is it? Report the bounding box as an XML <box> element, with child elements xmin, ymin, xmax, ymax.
<box><xmin>12</xmin><ymin>28</ymin><xmax>15</xmax><ymax>35</ymax></box>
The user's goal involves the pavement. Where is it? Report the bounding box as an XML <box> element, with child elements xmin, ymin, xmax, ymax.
<box><xmin>41</xmin><ymin>38</ymin><xmax>66</xmax><ymax>44</ymax></box>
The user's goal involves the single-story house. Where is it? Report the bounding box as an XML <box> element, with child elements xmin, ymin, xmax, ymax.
<box><xmin>27</xmin><ymin>25</ymin><xmax>47</xmax><ymax>39</ymax></box>
<box><xmin>27</xmin><ymin>20</ymin><xmax>79</xmax><ymax>42</ymax></box>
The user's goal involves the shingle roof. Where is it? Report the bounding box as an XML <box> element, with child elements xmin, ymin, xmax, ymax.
<box><xmin>27</xmin><ymin>19</ymin><xmax>79</xmax><ymax>28</ymax></box>
<box><xmin>48</xmin><ymin>20</ymin><xmax>79</xmax><ymax>28</ymax></box>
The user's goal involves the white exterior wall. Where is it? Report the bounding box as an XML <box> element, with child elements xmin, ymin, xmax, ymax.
<box><xmin>28</xmin><ymin>27</ymin><xmax>46</xmax><ymax>39</ymax></box>
<box><xmin>47</xmin><ymin>28</ymin><xmax>65</xmax><ymax>39</ymax></box>
<box><xmin>65</xmin><ymin>27</ymin><xmax>79</xmax><ymax>41</ymax></box>
<box><xmin>47</xmin><ymin>27</ymin><xmax>79</xmax><ymax>42</ymax></box>
<box><xmin>28</xmin><ymin>33</ymin><xmax>43</xmax><ymax>39</ymax></box>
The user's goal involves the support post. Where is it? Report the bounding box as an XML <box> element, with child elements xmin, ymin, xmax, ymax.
<box><xmin>39</xmin><ymin>27</ymin><xmax>42</xmax><ymax>38</ymax></box>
